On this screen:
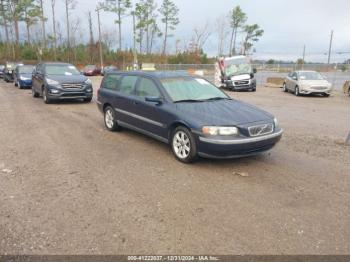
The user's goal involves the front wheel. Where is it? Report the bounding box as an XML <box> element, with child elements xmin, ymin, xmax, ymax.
<box><xmin>32</xmin><ymin>87</ymin><xmax>39</xmax><ymax>97</ymax></box>
<box><xmin>283</xmin><ymin>83</ymin><xmax>288</xmax><ymax>92</ymax></box>
<box><xmin>295</xmin><ymin>86</ymin><xmax>300</xmax><ymax>96</ymax></box>
<box><xmin>171</xmin><ymin>126</ymin><xmax>197</xmax><ymax>163</ymax></box>
<box><xmin>43</xmin><ymin>88</ymin><xmax>52</xmax><ymax>104</ymax></box>
<box><xmin>83</xmin><ymin>97</ymin><xmax>92</xmax><ymax>103</ymax></box>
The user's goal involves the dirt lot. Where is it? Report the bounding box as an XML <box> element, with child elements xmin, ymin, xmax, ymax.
<box><xmin>0</xmin><ymin>77</ymin><xmax>350</xmax><ymax>255</ymax></box>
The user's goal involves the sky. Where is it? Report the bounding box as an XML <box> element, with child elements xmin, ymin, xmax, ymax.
<box><xmin>41</xmin><ymin>0</ymin><xmax>350</xmax><ymax>63</ymax></box>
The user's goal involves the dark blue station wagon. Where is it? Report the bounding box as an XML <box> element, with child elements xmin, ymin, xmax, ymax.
<box><xmin>97</xmin><ymin>72</ymin><xmax>283</xmax><ymax>163</ymax></box>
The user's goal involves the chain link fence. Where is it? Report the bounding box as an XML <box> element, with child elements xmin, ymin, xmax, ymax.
<box><xmin>154</xmin><ymin>63</ymin><xmax>350</xmax><ymax>91</ymax></box>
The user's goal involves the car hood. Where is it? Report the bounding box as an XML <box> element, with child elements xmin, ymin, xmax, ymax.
<box><xmin>175</xmin><ymin>99</ymin><xmax>273</xmax><ymax>126</ymax></box>
<box><xmin>300</xmin><ymin>80</ymin><xmax>330</xmax><ymax>86</ymax></box>
<box><xmin>46</xmin><ymin>74</ymin><xmax>87</xmax><ymax>84</ymax></box>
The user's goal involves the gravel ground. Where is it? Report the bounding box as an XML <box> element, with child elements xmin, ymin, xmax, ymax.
<box><xmin>0</xmin><ymin>76</ymin><xmax>349</xmax><ymax>255</ymax></box>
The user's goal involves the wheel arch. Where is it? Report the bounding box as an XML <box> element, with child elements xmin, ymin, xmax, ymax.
<box><xmin>168</xmin><ymin>121</ymin><xmax>192</xmax><ymax>141</ymax></box>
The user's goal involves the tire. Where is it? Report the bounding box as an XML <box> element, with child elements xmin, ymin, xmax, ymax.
<box><xmin>348</xmin><ymin>87</ymin><xmax>350</xmax><ymax>96</ymax></box>
<box><xmin>252</xmin><ymin>88</ymin><xmax>256</xmax><ymax>92</ymax></box>
<box><xmin>283</xmin><ymin>83</ymin><xmax>288</xmax><ymax>92</ymax></box>
<box><xmin>171</xmin><ymin>126</ymin><xmax>198</xmax><ymax>163</ymax></box>
<box><xmin>14</xmin><ymin>79</ymin><xmax>18</xmax><ymax>87</ymax></box>
<box><xmin>323</xmin><ymin>93</ymin><xmax>330</xmax><ymax>97</ymax></box>
<box><xmin>83</xmin><ymin>97</ymin><xmax>92</xmax><ymax>103</ymax></box>
<box><xmin>295</xmin><ymin>86</ymin><xmax>300</xmax><ymax>96</ymax></box>
<box><xmin>43</xmin><ymin>88</ymin><xmax>52</xmax><ymax>104</ymax></box>
<box><xmin>32</xmin><ymin>87</ymin><xmax>39</xmax><ymax>98</ymax></box>
<box><xmin>104</xmin><ymin>106</ymin><xmax>121</xmax><ymax>132</ymax></box>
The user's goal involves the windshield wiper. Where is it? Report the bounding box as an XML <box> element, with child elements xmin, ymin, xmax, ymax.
<box><xmin>174</xmin><ymin>99</ymin><xmax>205</xmax><ymax>103</ymax></box>
<box><xmin>204</xmin><ymin>97</ymin><xmax>232</xmax><ymax>101</ymax></box>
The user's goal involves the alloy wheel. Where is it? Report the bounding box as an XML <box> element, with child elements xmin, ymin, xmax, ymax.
<box><xmin>105</xmin><ymin>109</ymin><xmax>114</xmax><ymax>129</ymax></box>
<box><xmin>172</xmin><ymin>131</ymin><xmax>191</xmax><ymax>159</ymax></box>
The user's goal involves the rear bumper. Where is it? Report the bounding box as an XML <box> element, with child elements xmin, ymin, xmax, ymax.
<box><xmin>19</xmin><ymin>79</ymin><xmax>32</xmax><ymax>87</ymax></box>
<box><xmin>196</xmin><ymin>129</ymin><xmax>283</xmax><ymax>159</ymax></box>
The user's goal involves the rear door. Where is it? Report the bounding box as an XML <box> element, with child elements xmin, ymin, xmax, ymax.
<box><xmin>112</xmin><ymin>75</ymin><xmax>139</xmax><ymax>126</ymax></box>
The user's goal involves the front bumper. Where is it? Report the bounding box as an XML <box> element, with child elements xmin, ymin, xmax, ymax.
<box><xmin>196</xmin><ymin>129</ymin><xmax>283</xmax><ymax>159</ymax></box>
<box><xmin>224</xmin><ymin>79</ymin><xmax>256</xmax><ymax>91</ymax></box>
<box><xmin>299</xmin><ymin>87</ymin><xmax>332</xmax><ymax>95</ymax></box>
<box><xmin>46</xmin><ymin>85</ymin><xmax>93</xmax><ymax>100</ymax></box>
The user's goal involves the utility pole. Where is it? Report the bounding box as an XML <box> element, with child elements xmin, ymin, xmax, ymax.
<box><xmin>65</xmin><ymin>0</ymin><xmax>71</xmax><ymax>62</ymax></box>
<box><xmin>302</xmin><ymin>45</ymin><xmax>306</xmax><ymax>69</ymax></box>
<box><xmin>132</xmin><ymin>11</ymin><xmax>138</xmax><ymax>70</ymax></box>
<box><xmin>96</xmin><ymin>8</ymin><xmax>104</xmax><ymax>69</ymax></box>
<box><xmin>327</xmin><ymin>30</ymin><xmax>334</xmax><ymax>65</ymax></box>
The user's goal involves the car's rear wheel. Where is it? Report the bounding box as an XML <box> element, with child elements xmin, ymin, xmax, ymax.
<box><xmin>171</xmin><ymin>126</ymin><xmax>197</xmax><ymax>163</ymax></box>
<box><xmin>283</xmin><ymin>83</ymin><xmax>288</xmax><ymax>92</ymax></box>
<box><xmin>295</xmin><ymin>86</ymin><xmax>300</xmax><ymax>96</ymax></box>
<box><xmin>104</xmin><ymin>106</ymin><xmax>121</xmax><ymax>132</ymax></box>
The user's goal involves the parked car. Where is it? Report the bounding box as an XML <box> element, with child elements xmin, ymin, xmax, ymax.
<box><xmin>101</xmin><ymin>65</ymin><xmax>118</xmax><ymax>76</ymax></box>
<box><xmin>32</xmin><ymin>62</ymin><xmax>93</xmax><ymax>104</ymax></box>
<box><xmin>217</xmin><ymin>55</ymin><xmax>257</xmax><ymax>91</ymax></box>
<box><xmin>82</xmin><ymin>65</ymin><xmax>101</xmax><ymax>76</ymax></box>
<box><xmin>283</xmin><ymin>71</ymin><xmax>332</xmax><ymax>97</ymax></box>
<box><xmin>14</xmin><ymin>65</ymin><xmax>34</xmax><ymax>89</ymax></box>
<box><xmin>3</xmin><ymin>61</ymin><xmax>22</xmax><ymax>82</ymax></box>
<box><xmin>0</xmin><ymin>65</ymin><xmax>5</xmax><ymax>78</ymax></box>
<box><xmin>97</xmin><ymin>71</ymin><xmax>283</xmax><ymax>163</ymax></box>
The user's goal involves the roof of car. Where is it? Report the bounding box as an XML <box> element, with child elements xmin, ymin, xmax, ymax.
<box><xmin>109</xmin><ymin>70</ymin><xmax>192</xmax><ymax>79</ymax></box>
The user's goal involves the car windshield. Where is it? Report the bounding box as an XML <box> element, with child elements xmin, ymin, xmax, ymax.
<box><xmin>19</xmin><ymin>66</ymin><xmax>34</xmax><ymax>74</ymax></box>
<box><xmin>161</xmin><ymin>77</ymin><xmax>229</xmax><ymax>102</ymax></box>
<box><xmin>85</xmin><ymin>65</ymin><xmax>95</xmax><ymax>69</ymax></box>
<box><xmin>224</xmin><ymin>58</ymin><xmax>252</xmax><ymax>76</ymax></box>
<box><xmin>299</xmin><ymin>72</ymin><xmax>324</xmax><ymax>80</ymax></box>
<box><xmin>45</xmin><ymin>64</ymin><xmax>80</xmax><ymax>75</ymax></box>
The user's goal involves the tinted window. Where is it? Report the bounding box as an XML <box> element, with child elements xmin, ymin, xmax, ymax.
<box><xmin>103</xmin><ymin>74</ymin><xmax>122</xmax><ymax>90</ymax></box>
<box><xmin>119</xmin><ymin>76</ymin><xmax>138</xmax><ymax>95</ymax></box>
<box><xmin>136</xmin><ymin>78</ymin><xmax>160</xmax><ymax>98</ymax></box>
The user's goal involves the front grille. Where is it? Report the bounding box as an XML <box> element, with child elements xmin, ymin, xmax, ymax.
<box><xmin>61</xmin><ymin>83</ymin><xmax>83</xmax><ymax>89</ymax></box>
<box><xmin>248</xmin><ymin>123</ymin><xmax>274</xmax><ymax>137</ymax></box>
<box><xmin>234</xmin><ymin>80</ymin><xmax>249</xmax><ymax>86</ymax></box>
<box><xmin>312</xmin><ymin>86</ymin><xmax>327</xmax><ymax>90</ymax></box>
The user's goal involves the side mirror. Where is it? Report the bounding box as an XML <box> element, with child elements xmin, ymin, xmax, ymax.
<box><xmin>253</xmin><ymin>68</ymin><xmax>257</xmax><ymax>74</ymax></box>
<box><xmin>145</xmin><ymin>96</ymin><xmax>162</xmax><ymax>105</ymax></box>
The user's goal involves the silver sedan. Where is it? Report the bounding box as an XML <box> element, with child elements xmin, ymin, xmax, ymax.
<box><xmin>283</xmin><ymin>71</ymin><xmax>332</xmax><ymax>97</ymax></box>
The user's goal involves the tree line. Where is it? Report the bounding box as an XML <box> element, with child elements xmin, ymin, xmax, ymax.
<box><xmin>0</xmin><ymin>1</ymin><xmax>264</xmax><ymax>65</ymax></box>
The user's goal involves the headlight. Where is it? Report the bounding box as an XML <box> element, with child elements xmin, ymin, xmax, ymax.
<box><xmin>85</xmin><ymin>79</ymin><xmax>92</xmax><ymax>85</ymax></box>
<box><xmin>46</xmin><ymin>78</ymin><xmax>60</xmax><ymax>86</ymax></box>
<box><xmin>202</xmin><ymin>126</ymin><xmax>239</xmax><ymax>136</ymax></box>
<box><xmin>50</xmin><ymin>89</ymin><xmax>60</xmax><ymax>94</ymax></box>
<box><xmin>274</xmin><ymin>118</ymin><xmax>279</xmax><ymax>128</ymax></box>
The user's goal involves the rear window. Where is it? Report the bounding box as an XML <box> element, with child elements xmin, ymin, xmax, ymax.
<box><xmin>119</xmin><ymin>76</ymin><xmax>138</xmax><ymax>95</ymax></box>
<box><xmin>102</xmin><ymin>74</ymin><xmax>122</xmax><ymax>90</ymax></box>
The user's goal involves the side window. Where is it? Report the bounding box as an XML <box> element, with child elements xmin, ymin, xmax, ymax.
<box><xmin>119</xmin><ymin>76</ymin><xmax>138</xmax><ymax>95</ymax></box>
<box><xmin>135</xmin><ymin>77</ymin><xmax>161</xmax><ymax>98</ymax></box>
<box><xmin>102</xmin><ymin>74</ymin><xmax>122</xmax><ymax>90</ymax></box>
<box><xmin>292</xmin><ymin>72</ymin><xmax>297</xmax><ymax>79</ymax></box>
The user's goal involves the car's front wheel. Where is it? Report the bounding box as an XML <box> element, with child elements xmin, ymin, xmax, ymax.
<box><xmin>104</xmin><ymin>106</ymin><xmax>121</xmax><ymax>132</ymax></box>
<box><xmin>295</xmin><ymin>86</ymin><xmax>300</xmax><ymax>96</ymax></box>
<box><xmin>32</xmin><ymin>87</ymin><xmax>39</xmax><ymax>97</ymax></box>
<box><xmin>171</xmin><ymin>126</ymin><xmax>197</xmax><ymax>163</ymax></box>
<box><xmin>283</xmin><ymin>83</ymin><xmax>288</xmax><ymax>92</ymax></box>
<box><xmin>43</xmin><ymin>88</ymin><xmax>52</xmax><ymax>104</ymax></box>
